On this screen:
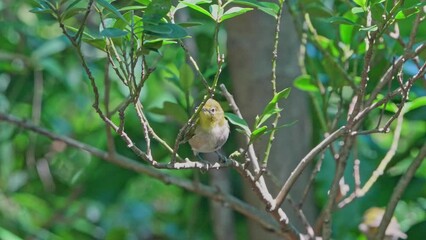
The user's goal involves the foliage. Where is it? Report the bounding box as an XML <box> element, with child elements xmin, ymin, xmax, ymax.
<box><xmin>0</xmin><ymin>0</ymin><xmax>426</xmax><ymax>239</ymax></box>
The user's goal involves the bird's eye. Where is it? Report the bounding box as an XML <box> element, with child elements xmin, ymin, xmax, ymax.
<box><xmin>210</xmin><ymin>107</ymin><xmax>216</xmax><ymax>113</ymax></box>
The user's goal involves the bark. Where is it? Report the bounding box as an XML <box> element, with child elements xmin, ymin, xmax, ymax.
<box><xmin>226</xmin><ymin>6</ymin><xmax>315</xmax><ymax>239</ymax></box>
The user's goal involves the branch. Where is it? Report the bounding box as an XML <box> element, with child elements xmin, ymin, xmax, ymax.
<box><xmin>366</xmin><ymin>42</ymin><xmax>426</xmax><ymax>107</ymax></box>
<box><xmin>376</xmin><ymin>143</ymin><xmax>426</xmax><ymax>239</ymax></box>
<box><xmin>272</xmin><ymin>126</ymin><xmax>346</xmax><ymax>211</ymax></box>
<box><xmin>339</xmin><ymin>104</ymin><xmax>406</xmax><ymax>208</ymax></box>
<box><xmin>0</xmin><ymin>112</ymin><xmax>285</xmax><ymax>236</ymax></box>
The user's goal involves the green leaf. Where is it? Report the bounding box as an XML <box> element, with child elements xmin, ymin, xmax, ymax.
<box><xmin>95</xmin><ymin>0</ymin><xmax>127</xmax><ymax>23</ymax></box>
<box><xmin>256</xmin><ymin>88</ymin><xmax>291</xmax><ymax>127</ymax></box>
<box><xmin>144</xmin><ymin>23</ymin><xmax>188</xmax><ymax>39</ymax></box>
<box><xmin>143</xmin><ymin>0</ymin><xmax>172</xmax><ymax>23</ymax></box>
<box><xmin>395</xmin><ymin>7</ymin><xmax>420</xmax><ymax>20</ymax></box>
<box><xmin>179</xmin><ymin>64</ymin><xmax>194</xmax><ymax>91</ymax></box>
<box><xmin>178</xmin><ymin>21</ymin><xmax>203</xmax><ymax>27</ymax></box>
<box><xmin>135</xmin><ymin>0</ymin><xmax>151</xmax><ymax>5</ymax></box>
<box><xmin>100</xmin><ymin>28</ymin><xmax>128</xmax><ymax>38</ymax></box>
<box><xmin>221</xmin><ymin>7</ymin><xmax>253</xmax><ymax>22</ymax></box>
<box><xmin>293</xmin><ymin>75</ymin><xmax>319</xmax><ymax>92</ymax></box>
<box><xmin>119</xmin><ymin>6</ymin><xmax>147</xmax><ymax>12</ymax></box>
<box><xmin>250</xmin><ymin>125</ymin><xmax>268</xmax><ymax>142</ymax></box>
<box><xmin>233</xmin><ymin>0</ymin><xmax>278</xmax><ymax>17</ymax></box>
<box><xmin>370</xmin><ymin>0</ymin><xmax>385</xmax><ymax>4</ymax></box>
<box><xmin>142</xmin><ymin>40</ymin><xmax>164</xmax><ymax>54</ymax></box>
<box><xmin>181</xmin><ymin>2</ymin><xmax>213</xmax><ymax>19</ymax></box>
<box><xmin>150</xmin><ymin>101</ymin><xmax>188</xmax><ymax>124</ymax></box>
<box><xmin>328</xmin><ymin>16</ymin><xmax>359</xmax><ymax>25</ymax></box>
<box><xmin>376</xmin><ymin>94</ymin><xmax>398</xmax><ymax>113</ymax></box>
<box><xmin>351</xmin><ymin>7</ymin><xmax>364</xmax><ymax>14</ymax></box>
<box><xmin>29</xmin><ymin>7</ymin><xmax>53</xmax><ymax>14</ymax></box>
<box><xmin>0</xmin><ymin>227</ymin><xmax>22</xmax><ymax>240</ymax></box>
<box><xmin>209</xmin><ymin>4</ymin><xmax>222</xmax><ymax>21</ymax></box>
<box><xmin>62</xmin><ymin>7</ymin><xmax>87</xmax><ymax>20</ymax></box>
<box><xmin>84</xmin><ymin>39</ymin><xmax>107</xmax><ymax>50</ymax></box>
<box><xmin>406</xmin><ymin>96</ymin><xmax>426</xmax><ymax>112</ymax></box>
<box><xmin>353</xmin><ymin>0</ymin><xmax>367</xmax><ymax>9</ymax></box>
<box><xmin>65</xmin><ymin>0</ymin><xmax>83</xmax><ymax>12</ymax></box>
<box><xmin>225</xmin><ymin>113</ymin><xmax>251</xmax><ymax>134</ymax></box>
<box><xmin>65</xmin><ymin>25</ymin><xmax>107</xmax><ymax>50</ymax></box>
<box><xmin>12</xmin><ymin>193</ymin><xmax>50</xmax><ymax>222</ymax></box>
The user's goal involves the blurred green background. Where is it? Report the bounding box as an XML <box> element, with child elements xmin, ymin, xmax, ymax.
<box><xmin>1</xmin><ymin>0</ymin><xmax>426</xmax><ymax>239</ymax></box>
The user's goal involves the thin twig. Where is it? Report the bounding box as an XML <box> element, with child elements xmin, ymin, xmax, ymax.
<box><xmin>179</xmin><ymin>41</ymin><xmax>209</xmax><ymax>89</ymax></box>
<box><xmin>367</xmin><ymin>43</ymin><xmax>426</xmax><ymax>107</ymax></box>
<box><xmin>262</xmin><ymin>0</ymin><xmax>285</xmax><ymax>168</ymax></box>
<box><xmin>74</xmin><ymin>0</ymin><xmax>93</xmax><ymax>44</ymax></box>
<box><xmin>338</xmin><ymin>107</ymin><xmax>405</xmax><ymax>208</ymax></box>
<box><xmin>134</xmin><ymin>101</ymin><xmax>153</xmax><ymax>160</ymax></box>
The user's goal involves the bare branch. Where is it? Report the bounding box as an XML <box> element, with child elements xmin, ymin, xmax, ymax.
<box><xmin>376</xmin><ymin>143</ymin><xmax>426</xmax><ymax>239</ymax></box>
<box><xmin>272</xmin><ymin>126</ymin><xmax>346</xmax><ymax>211</ymax></box>
<box><xmin>0</xmin><ymin>112</ymin><xmax>285</xmax><ymax>237</ymax></box>
<box><xmin>338</xmin><ymin>109</ymin><xmax>405</xmax><ymax>208</ymax></box>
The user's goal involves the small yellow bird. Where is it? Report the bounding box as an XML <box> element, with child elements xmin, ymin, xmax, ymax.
<box><xmin>188</xmin><ymin>98</ymin><xmax>229</xmax><ymax>161</ymax></box>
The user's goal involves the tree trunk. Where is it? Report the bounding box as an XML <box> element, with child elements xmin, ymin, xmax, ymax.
<box><xmin>226</xmin><ymin>6</ymin><xmax>315</xmax><ymax>239</ymax></box>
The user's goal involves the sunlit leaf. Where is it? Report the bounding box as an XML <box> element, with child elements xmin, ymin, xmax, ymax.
<box><xmin>0</xmin><ymin>226</ymin><xmax>22</xmax><ymax>240</ymax></box>
<box><xmin>406</xmin><ymin>96</ymin><xmax>426</xmax><ymax>112</ymax></box>
<box><xmin>256</xmin><ymin>88</ymin><xmax>291</xmax><ymax>127</ymax></box>
<box><xmin>395</xmin><ymin>7</ymin><xmax>420</xmax><ymax>20</ymax></box>
<box><xmin>233</xmin><ymin>0</ymin><xmax>278</xmax><ymax>17</ymax></box>
<box><xmin>375</xmin><ymin>94</ymin><xmax>398</xmax><ymax>113</ymax></box>
<box><xmin>353</xmin><ymin>0</ymin><xmax>367</xmax><ymax>9</ymax></box>
<box><xmin>181</xmin><ymin>2</ymin><xmax>213</xmax><ymax>19</ymax></box>
<box><xmin>135</xmin><ymin>0</ymin><xmax>151</xmax><ymax>5</ymax></box>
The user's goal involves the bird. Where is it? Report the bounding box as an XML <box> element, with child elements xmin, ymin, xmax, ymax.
<box><xmin>188</xmin><ymin>98</ymin><xmax>229</xmax><ymax>161</ymax></box>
